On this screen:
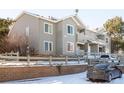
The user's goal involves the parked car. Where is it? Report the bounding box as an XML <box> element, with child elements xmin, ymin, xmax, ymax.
<box><xmin>83</xmin><ymin>54</ymin><xmax>100</xmax><ymax>59</ymax></box>
<box><xmin>99</xmin><ymin>54</ymin><xmax>120</xmax><ymax>65</ymax></box>
<box><xmin>87</xmin><ymin>63</ymin><xmax>122</xmax><ymax>82</ymax></box>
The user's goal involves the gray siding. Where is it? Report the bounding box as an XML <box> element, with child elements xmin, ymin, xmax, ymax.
<box><xmin>38</xmin><ymin>20</ymin><xmax>56</xmax><ymax>55</ymax></box>
<box><xmin>56</xmin><ymin>22</ymin><xmax>63</xmax><ymax>55</ymax></box>
<box><xmin>62</xmin><ymin>18</ymin><xmax>77</xmax><ymax>55</ymax></box>
<box><xmin>9</xmin><ymin>14</ymin><xmax>40</xmax><ymax>53</ymax></box>
<box><xmin>9</xmin><ymin>14</ymin><xmax>57</xmax><ymax>55</ymax></box>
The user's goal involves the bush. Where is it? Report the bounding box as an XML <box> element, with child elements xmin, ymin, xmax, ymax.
<box><xmin>0</xmin><ymin>35</ymin><xmax>38</xmax><ymax>56</ymax></box>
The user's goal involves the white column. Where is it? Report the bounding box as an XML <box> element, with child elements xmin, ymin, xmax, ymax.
<box><xmin>87</xmin><ymin>43</ymin><xmax>90</xmax><ymax>55</ymax></box>
<box><xmin>97</xmin><ymin>44</ymin><xmax>99</xmax><ymax>53</ymax></box>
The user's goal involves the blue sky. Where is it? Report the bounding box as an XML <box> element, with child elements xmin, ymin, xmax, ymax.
<box><xmin>0</xmin><ymin>9</ymin><xmax>124</xmax><ymax>29</ymax></box>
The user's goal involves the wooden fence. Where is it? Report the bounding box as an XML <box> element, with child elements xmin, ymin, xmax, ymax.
<box><xmin>0</xmin><ymin>52</ymin><xmax>85</xmax><ymax>66</ymax></box>
<box><xmin>1</xmin><ymin>52</ymin><xmax>123</xmax><ymax>66</ymax></box>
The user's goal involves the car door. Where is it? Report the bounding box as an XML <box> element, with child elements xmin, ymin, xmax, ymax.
<box><xmin>108</xmin><ymin>66</ymin><xmax>117</xmax><ymax>78</ymax></box>
<box><xmin>113</xmin><ymin>67</ymin><xmax>121</xmax><ymax>78</ymax></box>
<box><xmin>110</xmin><ymin>66</ymin><xmax>119</xmax><ymax>78</ymax></box>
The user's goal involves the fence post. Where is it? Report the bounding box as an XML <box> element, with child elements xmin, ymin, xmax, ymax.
<box><xmin>27</xmin><ymin>54</ymin><xmax>30</xmax><ymax>66</ymax></box>
<box><xmin>49</xmin><ymin>56</ymin><xmax>52</xmax><ymax>66</ymax></box>
<box><xmin>94</xmin><ymin>53</ymin><xmax>96</xmax><ymax>60</ymax></box>
<box><xmin>86</xmin><ymin>52</ymin><xmax>88</xmax><ymax>63</ymax></box>
<box><xmin>88</xmin><ymin>59</ymin><xmax>90</xmax><ymax>65</ymax></box>
<box><xmin>16</xmin><ymin>52</ymin><xmax>19</xmax><ymax>62</ymax></box>
<box><xmin>78</xmin><ymin>56</ymin><xmax>80</xmax><ymax>64</ymax></box>
<box><xmin>10</xmin><ymin>51</ymin><xmax>13</xmax><ymax>56</ymax></box>
<box><xmin>26</xmin><ymin>45</ymin><xmax>30</xmax><ymax>66</ymax></box>
<box><xmin>65</xmin><ymin>56</ymin><xmax>68</xmax><ymax>64</ymax></box>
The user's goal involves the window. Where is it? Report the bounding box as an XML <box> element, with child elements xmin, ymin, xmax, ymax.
<box><xmin>49</xmin><ymin>42</ymin><xmax>52</xmax><ymax>51</ymax></box>
<box><xmin>97</xmin><ymin>34</ymin><xmax>105</xmax><ymax>40</ymax></box>
<box><xmin>44</xmin><ymin>22</ymin><xmax>53</xmax><ymax>34</ymax></box>
<box><xmin>45</xmin><ymin>24</ymin><xmax>48</xmax><ymax>33</ymax></box>
<box><xmin>44</xmin><ymin>41</ymin><xmax>53</xmax><ymax>51</ymax></box>
<box><xmin>67</xmin><ymin>25</ymin><xmax>74</xmax><ymax>35</ymax></box>
<box><xmin>44</xmin><ymin>42</ymin><xmax>49</xmax><ymax>51</ymax></box>
<box><xmin>106</xmin><ymin>38</ymin><xmax>108</xmax><ymax>43</ymax></box>
<box><xmin>67</xmin><ymin>42</ymin><xmax>74</xmax><ymax>52</ymax></box>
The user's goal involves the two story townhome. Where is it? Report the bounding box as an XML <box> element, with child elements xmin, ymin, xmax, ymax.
<box><xmin>8</xmin><ymin>11</ymin><xmax>111</xmax><ymax>56</ymax></box>
<box><xmin>8</xmin><ymin>11</ymin><xmax>85</xmax><ymax>56</ymax></box>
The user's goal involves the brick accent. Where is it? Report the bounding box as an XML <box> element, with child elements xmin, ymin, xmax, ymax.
<box><xmin>60</xmin><ymin>65</ymin><xmax>87</xmax><ymax>75</ymax></box>
<box><xmin>0</xmin><ymin>65</ymin><xmax>87</xmax><ymax>82</ymax></box>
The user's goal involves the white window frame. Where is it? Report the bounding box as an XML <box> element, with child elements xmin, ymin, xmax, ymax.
<box><xmin>44</xmin><ymin>22</ymin><xmax>53</xmax><ymax>35</ymax></box>
<box><xmin>67</xmin><ymin>42</ymin><xmax>74</xmax><ymax>52</ymax></box>
<box><xmin>66</xmin><ymin>24</ymin><xmax>75</xmax><ymax>36</ymax></box>
<box><xmin>44</xmin><ymin>41</ymin><xmax>53</xmax><ymax>51</ymax></box>
<box><xmin>25</xmin><ymin>26</ymin><xmax>30</xmax><ymax>37</ymax></box>
<box><xmin>49</xmin><ymin>41</ymin><xmax>53</xmax><ymax>51</ymax></box>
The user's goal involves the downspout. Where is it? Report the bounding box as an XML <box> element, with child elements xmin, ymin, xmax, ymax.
<box><xmin>38</xmin><ymin>18</ymin><xmax>41</xmax><ymax>54</ymax></box>
<box><xmin>75</xmin><ymin>27</ymin><xmax>78</xmax><ymax>56</ymax></box>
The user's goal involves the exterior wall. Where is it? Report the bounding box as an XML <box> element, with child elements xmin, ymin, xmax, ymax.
<box><xmin>38</xmin><ymin>19</ymin><xmax>56</xmax><ymax>55</ymax></box>
<box><xmin>9</xmin><ymin>14</ymin><xmax>40</xmax><ymax>53</ymax></box>
<box><xmin>77</xmin><ymin>32</ymin><xmax>86</xmax><ymax>43</ymax></box>
<box><xmin>9</xmin><ymin>13</ymin><xmax>57</xmax><ymax>55</ymax></box>
<box><xmin>0</xmin><ymin>65</ymin><xmax>123</xmax><ymax>82</ymax></box>
<box><xmin>85</xmin><ymin>30</ymin><xmax>97</xmax><ymax>41</ymax></box>
<box><xmin>62</xmin><ymin>18</ymin><xmax>77</xmax><ymax>56</ymax></box>
<box><xmin>56</xmin><ymin>22</ymin><xmax>63</xmax><ymax>55</ymax></box>
<box><xmin>77</xmin><ymin>30</ymin><xmax>97</xmax><ymax>43</ymax></box>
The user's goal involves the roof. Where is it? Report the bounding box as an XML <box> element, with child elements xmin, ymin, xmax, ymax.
<box><xmin>56</xmin><ymin>15</ymin><xmax>86</xmax><ymax>28</ymax></box>
<box><xmin>15</xmin><ymin>11</ymin><xmax>58</xmax><ymax>23</ymax></box>
<box><xmin>15</xmin><ymin>11</ymin><xmax>85</xmax><ymax>28</ymax></box>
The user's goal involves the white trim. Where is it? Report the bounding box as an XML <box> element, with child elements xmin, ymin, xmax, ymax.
<box><xmin>66</xmin><ymin>42</ymin><xmax>74</xmax><ymax>52</ymax></box>
<box><xmin>71</xmin><ymin>17</ymin><xmax>81</xmax><ymax>26</ymax></box>
<box><xmin>44</xmin><ymin>22</ymin><xmax>53</xmax><ymax>35</ymax></box>
<box><xmin>49</xmin><ymin>41</ymin><xmax>53</xmax><ymax>51</ymax></box>
<box><xmin>25</xmin><ymin>26</ymin><xmax>30</xmax><ymax>37</ymax></box>
<box><xmin>74</xmin><ymin>16</ymin><xmax>86</xmax><ymax>27</ymax></box>
<box><xmin>57</xmin><ymin>15</ymin><xmax>85</xmax><ymax>28</ymax></box>
<box><xmin>44</xmin><ymin>41</ymin><xmax>49</xmax><ymax>51</ymax></box>
<box><xmin>56</xmin><ymin>15</ymin><xmax>74</xmax><ymax>22</ymax></box>
<box><xmin>66</xmin><ymin>24</ymin><xmax>75</xmax><ymax>36</ymax></box>
<box><xmin>44</xmin><ymin>40</ymin><xmax>53</xmax><ymax>52</ymax></box>
<box><xmin>77</xmin><ymin>42</ymin><xmax>85</xmax><ymax>45</ymax></box>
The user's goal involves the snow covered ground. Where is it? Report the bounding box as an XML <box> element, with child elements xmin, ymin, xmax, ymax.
<box><xmin>0</xmin><ymin>60</ymin><xmax>87</xmax><ymax>66</ymax></box>
<box><xmin>4</xmin><ymin>72</ymin><xmax>124</xmax><ymax>84</ymax></box>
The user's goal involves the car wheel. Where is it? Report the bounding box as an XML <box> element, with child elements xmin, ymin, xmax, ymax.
<box><xmin>89</xmin><ymin>78</ymin><xmax>93</xmax><ymax>81</ymax></box>
<box><xmin>107</xmin><ymin>73</ymin><xmax>112</xmax><ymax>82</ymax></box>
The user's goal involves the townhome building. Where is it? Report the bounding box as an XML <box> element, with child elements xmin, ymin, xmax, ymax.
<box><xmin>8</xmin><ymin>11</ymin><xmax>111</xmax><ymax>56</ymax></box>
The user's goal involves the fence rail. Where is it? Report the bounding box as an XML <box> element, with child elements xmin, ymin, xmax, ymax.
<box><xmin>0</xmin><ymin>52</ymin><xmax>124</xmax><ymax>66</ymax></box>
<box><xmin>0</xmin><ymin>52</ymin><xmax>86</xmax><ymax>66</ymax></box>
<box><xmin>0</xmin><ymin>55</ymin><xmax>82</xmax><ymax>60</ymax></box>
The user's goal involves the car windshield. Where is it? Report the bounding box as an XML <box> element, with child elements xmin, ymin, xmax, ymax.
<box><xmin>100</xmin><ymin>55</ymin><xmax>109</xmax><ymax>58</ymax></box>
<box><xmin>94</xmin><ymin>64</ymin><xmax>109</xmax><ymax>70</ymax></box>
